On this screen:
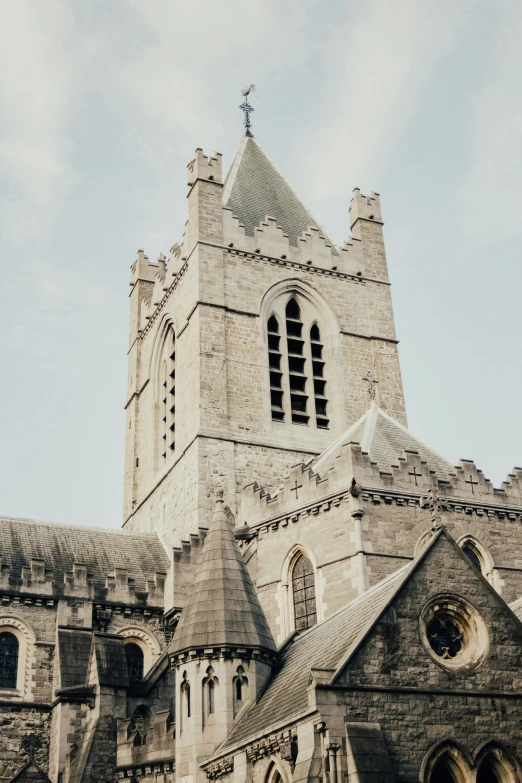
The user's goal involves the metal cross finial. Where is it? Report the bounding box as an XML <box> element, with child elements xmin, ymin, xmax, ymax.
<box><xmin>240</xmin><ymin>84</ymin><xmax>256</xmax><ymax>136</ymax></box>
<box><xmin>22</xmin><ymin>733</ymin><xmax>42</xmax><ymax>758</ymax></box>
<box><xmin>362</xmin><ymin>371</ymin><xmax>378</xmax><ymax>401</ymax></box>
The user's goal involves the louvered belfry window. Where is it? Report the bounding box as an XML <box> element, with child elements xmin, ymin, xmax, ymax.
<box><xmin>268</xmin><ymin>315</ymin><xmax>284</xmax><ymax>420</ymax></box>
<box><xmin>267</xmin><ymin>296</ymin><xmax>329</xmax><ymax>429</ymax></box>
<box><xmin>292</xmin><ymin>553</ymin><xmax>317</xmax><ymax>631</ymax></box>
<box><xmin>0</xmin><ymin>632</ymin><xmax>18</xmax><ymax>689</ymax></box>
<box><xmin>310</xmin><ymin>323</ymin><xmax>329</xmax><ymax>428</ymax></box>
<box><xmin>161</xmin><ymin>326</ymin><xmax>176</xmax><ymax>462</ymax></box>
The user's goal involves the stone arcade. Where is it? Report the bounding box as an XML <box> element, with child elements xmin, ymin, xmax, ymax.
<box><xmin>1</xmin><ymin>130</ymin><xmax>522</xmax><ymax>783</ymax></box>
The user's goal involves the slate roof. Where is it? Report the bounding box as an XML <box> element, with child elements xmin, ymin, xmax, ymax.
<box><xmin>92</xmin><ymin>633</ymin><xmax>129</xmax><ymax>688</ymax></box>
<box><xmin>223</xmin><ymin>135</ymin><xmax>336</xmax><ymax>250</ymax></box>
<box><xmin>0</xmin><ymin>516</ymin><xmax>169</xmax><ymax>591</ymax></box>
<box><xmin>312</xmin><ymin>403</ymin><xmax>454</xmax><ymax>481</ymax></box>
<box><xmin>9</xmin><ymin>761</ymin><xmax>51</xmax><ymax>782</ymax></box>
<box><xmin>171</xmin><ymin>498</ymin><xmax>276</xmax><ymax>655</ymax></box>
<box><xmin>217</xmin><ymin>559</ymin><xmax>414</xmax><ymax>752</ymax></box>
<box><xmin>57</xmin><ymin>629</ymin><xmax>92</xmax><ymax>689</ymax></box>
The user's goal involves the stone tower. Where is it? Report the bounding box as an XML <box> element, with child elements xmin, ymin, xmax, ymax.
<box><xmin>123</xmin><ymin>135</ymin><xmax>406</xmax><ymax>545</ymax></box>
<box><xmin>170</xmin><ymin>495</ymin><xmax>276</xmax><ymax>783</ymax></box>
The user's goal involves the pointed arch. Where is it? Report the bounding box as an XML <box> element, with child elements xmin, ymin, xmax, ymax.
<box><xmin>279</xmin><ymin>545</ymin><xmax>322</xmax><ymax>637</ymax></box>
<box><xmin>420</xmin><ymin>739</ymin><xmax>472</xmax><ymax>783</ymax></box>
<box><xmin>151</xmin><ymin>317</ymin><xmax>177</xmax><ymax>470</ymax></box>
<box><xmin>456</xmin><ymin>535</ymin><xmax>495</xmax><ymax>577</ymax></box>
<box><xmin>474</xmin><ymin>740</ymin><xmax>521</xmax><ymax>783</ymax></box>
<box><xmin>260</xmin><ymin>280</ymin><xmax>340</xmax><ymax>432</ymax></box>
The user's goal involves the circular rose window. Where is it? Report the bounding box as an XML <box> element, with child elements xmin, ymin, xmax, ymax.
<box><xmin>419</xmin><ymin>595</ymin><xmax>488</xmax><ymax>671</ymax></box>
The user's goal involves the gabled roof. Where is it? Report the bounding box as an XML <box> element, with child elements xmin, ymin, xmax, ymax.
<box><xmin>0</xmin><ymin>516</ymin><xmax>169</xmax><ymax>591</ymax></box>
<box><xmin>223</xmin><ymin>135</ymin><xmax>336</xmax><ymax>249</ymax></box>
<box><xmin>170</xmin><ymin>497</ymin><xmax>276</xmax><ymax>656</ymax></box>
<box><xmin>312</xmin><ymin>403</ymin><xmax>454</xmax><ymax>480</ymax></box>
<box><xmin>9</xmin><ymin>760</ymin><xmax>51</xmax><ymax>782</ymax></box>
<box><xmin>216</xmin><ymin>557</ymin><xmax>415</xmax><ymax>754</ymax></box>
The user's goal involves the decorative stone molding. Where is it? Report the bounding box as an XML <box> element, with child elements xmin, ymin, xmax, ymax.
<box><xmin>119</xmin><ymin>626</ymin><xmax>161</xmax><ymax>673</ymax></box>
<box><xmin>419</xmin><ymin>594</ymin><xmax>489</xmax><ymax>672</ymax></box>
<box><xmin>117</xmin><ymin>760</ymin><xmax>174</xmax><ymax>779</ymax></box>
<box><xmin>0</xmin><ymin>615</ymin><xmax>36</xmax><ymax>700</ymax></box>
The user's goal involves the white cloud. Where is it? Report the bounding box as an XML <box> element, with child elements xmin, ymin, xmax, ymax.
<box><xmin>0</xmin><ymin>0</ymin><xmax>80</xmax><ymax>243</ymax></box>
<box><xmin>455</xmin><ymin>1</ymin><xmax>522</xmax><ymax>241</ymax></box>
<box><xmin>295</xmin><ymin>0</ymin><xmax>476</xmax><ymax>201</ymax></box>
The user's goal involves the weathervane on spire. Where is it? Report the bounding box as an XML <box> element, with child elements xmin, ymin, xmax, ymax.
<box><xmin>362</xmin><ymin>371</ymin><xmax>379</xmax><ymax>401</ymax></box>
<box><xmin>240</xmin><ymin>84</ymin><xmax>256</xmax><ymax>137</ymax></box>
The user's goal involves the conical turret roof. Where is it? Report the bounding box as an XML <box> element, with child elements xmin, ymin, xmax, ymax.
<box><xmin>171</xmin><ymin>496</ymin><xmax>276</xmax><ymax>656</ymax></box>
<box><xmin>223</xmin><ymin>135</ymin><xmax>336</xmax><ymax>249</ymax></box>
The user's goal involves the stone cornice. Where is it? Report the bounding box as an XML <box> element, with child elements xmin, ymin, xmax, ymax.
<box><xmin>245</xmin><ymin>486</ymin><xmax>522</xmax><ymax>538</ymax></box>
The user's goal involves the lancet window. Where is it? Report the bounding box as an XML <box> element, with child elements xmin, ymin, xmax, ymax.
<box><xmin>159</xmin><ymin>324</ymin><xmax>176</xmax><ymax>464</ymax></box>
<box><xmin>292</xmin><ymin>553</ymin><xmax>317</xmax><ymax>631</ymax></box>
<box><xmin>0</xmin><ymin>632</ymin><xmax>18</xmax><ymax>689</ymax></box>
<box><xmin>125</xmin><ymin>642</ymin><xmax>144</xmax><ymax>681</ymax></box>
<box><xmin>266</xmin><ymin>295</ymin><xmax>329</xmax><ymax>429</ymax></box>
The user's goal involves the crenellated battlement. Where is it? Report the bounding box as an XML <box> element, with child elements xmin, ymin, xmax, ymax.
<box><xmin>187</xmin><ymin>148</ymin><xmax>223</xmax><ymax>189</ymax></box>
<box><xmin>349</xmin><ymin>188</ymin><xmax>383</xmax><ymax>227</ymax></box>
<box><xmin>241</xmin><ymin>439</ymin><xmax>522</xmax><ymax>530</ymax></box>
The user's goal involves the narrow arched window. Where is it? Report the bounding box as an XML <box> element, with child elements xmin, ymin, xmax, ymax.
<box><xmin>0</xmin><ymin>632</ymin><xmax>18</xmax><ymax>689</ymax></box>
<box><xmin>310</xmin><ymin>324</ymin><xmax>328</xmax><ymax>428</ymax></box>
<box><xmin>236</xmin><ymin>678</ymin><xmax>242</xmax><ymax>701</ymax></box>
<box><xmin>125</xmin><ymin>642</ymin><xmax>144</xmax><ymax>681</ymax></box>
<box><xmin>207</xmin><ymin>679</ymin><xmax>215</xmax><ymax>714</ymax></box>
<box><xmin>159</xmin><ymin>325</ymin><xmax>176</xmax><ymax>463</ymax></box>
<box><xmin>266</xmin><ymin>294</ymin><xmax>330</xmax><ymax>430</ymax></box>
<box><xmin>292</xmin><ymin>554</ymin><xmax>317</xmax><ymax>631</ymax></box>
<box><xmin>268</xmin><ymin>315</ymin><xmax>284</xmax><ymax>421</ymax></box>
<box><xmin>286</xmin><ymin>298</ymin><xmax>309</xmax><ymax>425</ymax></box>
<box><xmin>462</xmin><ymin>541</ymin><xmax>483</xmax><ymax>573</ymax></box>
<box><xmin>185</xmin><ymin>683</ymin><xmax>191</xmax><ymax>718</ymax></box>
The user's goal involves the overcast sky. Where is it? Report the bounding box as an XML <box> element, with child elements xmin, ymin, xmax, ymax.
<box><xmin>0</xmin><ymin>0</ymin><xmax>521</xmax><ymax>529</ymax></box>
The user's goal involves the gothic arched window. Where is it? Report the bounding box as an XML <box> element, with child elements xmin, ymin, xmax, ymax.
<box><xmin>292</xmin><ymin>553</ymin><xmax>317</xmax><ymax>631</ymax></box>
<box><xmin>0</xmin><ymin>632</ymin><xmax>18</xmax><ymax>689</ymax></box>
<box><xmin>266</xmin><ymin>295</ymin><xmax>329</xmax><ymax>429</ymax></box>
<box><xmin>461</xmin><ymin>541</ymin><xmax>483</xmax><ymax>573</ymax></box>
<box><xmin>207</xmin><ymin>679</ymin><xmax>215</xmax><ymax>714</ymax></box>
<box><xmin>125</xmin><ymin>642</ymin><xmax>144</xmax><ymax>681</ymax></box>
<box><xmin>157</xmin><ymin>324</ymin><xmax>176</xmax><ymax>465</ymax></box>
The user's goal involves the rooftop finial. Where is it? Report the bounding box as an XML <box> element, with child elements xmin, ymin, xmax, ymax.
<box><xmin>362</xmin><ymin>371</ymin><xmax>379</xmax><ymax>402</ymax></box>
<box><xmin>240</xmin><ymin>84</ymin><xmax>256</xmax><ymax>137</ymax></box>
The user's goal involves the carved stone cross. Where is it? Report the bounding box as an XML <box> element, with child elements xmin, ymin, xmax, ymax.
<box><xmin>291</xmin><ymin>479</ymin><xmax>303</xmax><ymax>500</ymax></box>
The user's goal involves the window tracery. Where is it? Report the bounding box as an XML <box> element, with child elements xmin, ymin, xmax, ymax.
<box><xmin>160</xmin><ymin>325</ymin><xmax>176</xmax><ymax>462</ymax></box>
<box><xmin>292</xmin><ymin>553</ymin><xmax>317</xmax><ymax>631</ymax></box>
<box><xmin>266</xmin><ymin>293</ymin><xmax>330</xmax><ymax>430</ymax></box>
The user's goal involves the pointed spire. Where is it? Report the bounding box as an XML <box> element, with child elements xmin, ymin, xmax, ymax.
<box><xmin>171</xmin><ymin>491</ymin><xmax>276</xmax><ymax>657</ymax></box>
<box><xmin>223</xmin><ymin>135</ymin><xmax>336</xmax><ymax>249</ymax></box>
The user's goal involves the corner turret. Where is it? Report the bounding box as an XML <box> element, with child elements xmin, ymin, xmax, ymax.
<box><xmin>170</xmin><ymin>492</ymin><xmax>276</xmax><ymax>783</ymax></box>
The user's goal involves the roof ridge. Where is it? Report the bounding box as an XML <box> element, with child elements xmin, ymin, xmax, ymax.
<box><xmin>0</xmin><ymin>515</ymin><xmax>161</xmax><ymax>538</ymax></box>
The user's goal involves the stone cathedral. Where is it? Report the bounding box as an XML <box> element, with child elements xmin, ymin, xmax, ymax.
<box><xmin>1</xmin><ymin>127</ymin><xmax>522</xmax><ymax>783</ymax></box>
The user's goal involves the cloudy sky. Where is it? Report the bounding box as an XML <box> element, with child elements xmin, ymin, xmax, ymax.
<box><xmin>0</xmin><ymin>0</ymin><xmax>520</xmax><ymax>528</ymax></box>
